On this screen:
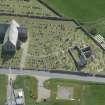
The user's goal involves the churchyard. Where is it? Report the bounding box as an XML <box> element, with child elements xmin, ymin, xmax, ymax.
<box><xmin>0</xmin><ymin>0</ymin><xmax>104</xmax><ymax>74</ymax></box>
<box><xmin>0</xmin><ymin>15</ymin><xmax>104</xmax><ymax>74</ymax></box>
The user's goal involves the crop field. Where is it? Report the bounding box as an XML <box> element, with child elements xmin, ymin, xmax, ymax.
<box><xmin>44</xmin><ymin>79</ymin><xmax>105</xmax><ymax>105</ymax></box>
<box><xmin>0</xmin><ymin>75</ymin><xmax>7</xmax><ymax>105</ymax></box>
<box><xmin>0</xmin><ymin>0</ymin><xmax>57</xmax><ymax>17</ymax></box>
<box><xmin>44</xmin><ymin>0</ymin><xmax>105</xmax><ymax>36</ymax></box>
<box><xmin>0</xmin><ymin>15</ymin><xmax>105</xmax><ymax>73</ymax></box>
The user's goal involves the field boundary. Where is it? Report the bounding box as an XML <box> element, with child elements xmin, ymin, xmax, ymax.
<box><xmin>0</xmin><ymin>12</ymin><xmax>72</xmax><ymax>21</ymax></box>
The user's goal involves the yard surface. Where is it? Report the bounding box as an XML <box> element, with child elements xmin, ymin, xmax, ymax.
<box><xmin>44</xmin><ymin>78</ymin><xmax>105</xmax><ymax>105</ymax></box>
<box><xmin>44</xmin><ymin>0</ymin><xmax>105</xmax><ymax>36</ymax></box>
<box><xmin>0</xmin><ymin>15</ymin><xmax>104</xmax><ymax>74</ymax></box>
<box><xmin>0</xmin><ymin>74</ymin><xmax>8</xmax><ymax>105</ymax></box>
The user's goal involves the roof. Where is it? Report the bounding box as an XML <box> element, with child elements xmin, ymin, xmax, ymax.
<box><xmin>16</xmin><ymin>98</ymin><xmax>24</xmax><ymax>105</ymax></box>
<box><xmin>3</xmin><ymin>19</ymin><xmax>20</xmax><ymax>47</ymax></box>
<box><xmin>18</xmin><ymin>90</ymin><xmax>23</xmax><ymax>97</ymax></box>
<box><xmin>94</xmin><ymin>34</ymin><xmax>105</xmax><ymax>50</ymax></box>
<box><xmin>14</xmin><ymin>89</ymin><xmax>25</xmax><ymax>105</ymax></box>
<box><xmin>0</xmin><ymin>23</ymin><xmax>9</xmax><ymax>34</ymax></box>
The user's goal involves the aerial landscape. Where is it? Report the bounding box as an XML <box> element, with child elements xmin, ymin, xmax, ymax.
<box><xmin>0</xmin><ymin>0</ymin><xmax>105</xmax><ymax>105</ymax></box>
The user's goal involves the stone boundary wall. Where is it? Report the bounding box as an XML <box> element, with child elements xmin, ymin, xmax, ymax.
<box><xmin>0</xmin><ymin>12</ymin><xmax>71</xmax><ymax>21</ymax></box>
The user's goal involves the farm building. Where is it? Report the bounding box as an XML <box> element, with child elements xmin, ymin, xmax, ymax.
<box><xmin>0</xmin><ymin>19</ymin><xmax>28</xmax><ymax>55</ymax></box>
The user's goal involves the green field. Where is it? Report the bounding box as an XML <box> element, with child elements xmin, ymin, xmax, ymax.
<box><xmin>44</xmin><ymin>79</ymin><xmax>105</xmax><ymax>105</ymax></box>
<box><xmin>45</xmin><ymin>0</ymin><xmax>105</xmax><ymax>21</ymax></box>
<box><xmin>0</xmin><ymin>75</ymin><xmax>7</xmax><ymax>105</ymax></box>
<box><xmin>45</xmin><ymin>0</ymin><xmax>105</xmax><ymax>35</ymax></box>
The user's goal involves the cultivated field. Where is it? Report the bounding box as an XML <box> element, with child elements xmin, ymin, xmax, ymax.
<box><xmin>44</xmin><ymin>78</ymin><xmax>105</xmax><ymax>105</ymax></box>
<box><xmin>0</xmin><ymin>0</ymin><xmax>57</xmax><ymax>17</ymax></box>
<box><xmin>0</xmin><ymin>74</ymin><xmax>8</xmax><ymax>105</ymax></box>
<box><xmin>0</xmin><ymin>16</ymin><xmax>105</xmax><ymax>74</ymax></box>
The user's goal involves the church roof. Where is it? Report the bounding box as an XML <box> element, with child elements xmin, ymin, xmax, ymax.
<box><xmin>3</xmin><ymin>19</ymin><xmax>20</xmax><ymax>47</ymax></box>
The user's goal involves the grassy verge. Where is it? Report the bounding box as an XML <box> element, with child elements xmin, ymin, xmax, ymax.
<box><xmin>0</xmin><ymin>74</ymin><xmax>8</xmax><ymax>105</ymax></box>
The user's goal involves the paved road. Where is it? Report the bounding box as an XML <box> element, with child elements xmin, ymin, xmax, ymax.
<box><xmin>7</xmin><ymin>75</ymin><xmax>16</xmax><ymax>105</ymax></box>
<box><xmin>6</xmin><ymin>68</ymin><xmax>16</xmax><ymax>105</ymax></box>
<box><xmin>0</xmin><ymin>68</ymin><xmax>105</xmax><ymax>83</ymax></box>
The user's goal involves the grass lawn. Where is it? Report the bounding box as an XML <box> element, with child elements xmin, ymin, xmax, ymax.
<box><xmin>44</xmin><ymin>79</ymin><xmax>105</xmax><ymax>105</ymax></box>
<box><xmin>13</xmin><ymin>75</ymin><xmax>38</xmax><ymax>105</ymax></box>
<box><xmin>0</xmin><ymin>74</ymin><xmax>8</xmax><ymax>105</ymax></box>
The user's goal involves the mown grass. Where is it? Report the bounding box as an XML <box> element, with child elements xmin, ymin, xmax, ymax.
<box><xmin>0</xmin><ymin>74</ymin><xmax>8</xmax><ymax>105</ymax></box>
<box><xmin>44</xmin><ymin>78</ymin><xmax>105</xmax><ymax>105</ymax></box>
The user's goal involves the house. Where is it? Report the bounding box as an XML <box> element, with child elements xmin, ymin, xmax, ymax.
<box><xmin>2</xmin><ymin>20</ymin><xmax>19</xmax><ymax>54</ymax></box>
<box><xmin>14</xmin><ymin>89</ymin><xmax>25</xmax><ymax>105</ymax></box>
